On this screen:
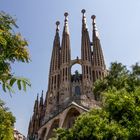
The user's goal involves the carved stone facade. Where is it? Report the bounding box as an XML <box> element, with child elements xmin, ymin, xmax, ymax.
<box><xmin>14</xmin><ymin>129</ymin><xmax>26</xmax><ymax>140</ymax></box>
<box><xmin>28</xmin><ymin>9</ymin><xmax>107</xmax><ymax>140</ymax></box>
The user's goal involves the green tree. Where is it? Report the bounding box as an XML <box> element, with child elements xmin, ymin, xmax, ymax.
<box><xmin>0</xmin><ymin>11</ymin><xmax>31</xmax><ymax>140</ymax></box>
<box><xmin>0</xmin><ymin>99</ymin><xmax>15</xmax><ymax>140</ymax></box>
<box><xmin>0</xmin><ymin>11</ymin><xmax>31</xmax><ymax>93</ymax></box>
<box><xmin>56</xmin><ymin>88</ymin><xmax>140</xmax><ymax>140</ymax></box>
<box><xmin>55</xmin><ymin>62</ymin><xmax>140</xmax><ymax>140</ymax></box>
<box><xmin>94</xmin><ymin>62</ymin><xmax>140</xmax><ymax>100</ymax></box>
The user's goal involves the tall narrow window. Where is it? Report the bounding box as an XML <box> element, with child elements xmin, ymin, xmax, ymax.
<box><xmin>75</xmin><ymin>86</ymin><xmax>81</xmax><ymax>95</ymax></box>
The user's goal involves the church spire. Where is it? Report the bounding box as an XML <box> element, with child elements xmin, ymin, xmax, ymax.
<box><xmin>38</xmin><ymin>91</ymin><xmax>44</xmax><ymax>127</ymax></box>
<box><xmin>48</xmin><ymin>21</ymin><xmax>61</xmax><ymax>91</ymax></box>
<box><xmin>27</xmin><ymin>118</ymin><xmax>33</xmax><ymax>137</ymax></box>
<box><xmin>91</xmin><ymin>15</ymin><xmax>100</xmax><ymax>40</ymax></box>
<box><xmin>50</xmin><ymin>21</ymin><xmax>60</xmax><ymax>72</ymax></box>
<box><xmin>59</xmin><ymin>12</ymin><xmax>71</xmax><ymax>103</ymax></box>
<box><xmin>81</xmin><ymin>9</ymin><xmax>91</xmax><ymax>62</ymax></box>
<box><xmin>56</xmin><ymin>21</ymin><xmax>60</xmax><ymax>32</ymax></box>
<box><xmin>91</xmin><ymin>15</ymin><xmax>106</xmax><ymax>81</ymax></box>
<box><xmin>81</xmin><ymin>9</ymin><xmax>93</xmax><ymax>93</ymax></box>
<box><xmin>81</xmin><ymin>9</ymin><xmax>87</xmax><ymax>30</ymax></box>
<box><xmin>39</xmin><ymin>90</ymin><xmax>43</xmax><ymax>107</ymax></box>
<box><xmin>34</xmin><ymin>94</ymin><xmax>39</xmax><ymax>113</ymax></box>
<box><xmin>46</xmin><ymin>21</ymin><xmax>61</xmax><ymax>114</ymax></box>
<box><xmin>61</xmin><ymin>12</ymin><xmax>71</xmax><ymax>65</ymax></box>
<box><xmin>28</xmin><ymin>11</ymin><xmax>107</xmax><ymax>140</ymax></box>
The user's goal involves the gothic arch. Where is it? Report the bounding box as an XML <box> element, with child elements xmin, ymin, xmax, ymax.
<box><xmin>71</xmin><ymin>60</ymin><xmax>82</xmax><ymax>82</ymax></box>
<box><xmin>71</xmin><ymin>63</ymin><xmax>82</xmax><ymax>75</ymax></box>
<box><xmin>62</xmin><ymin>108</ymin><xmax>80</xmax><ymax>129</ymax></box>
<box><xmin>40</xmin><ymin>127</ymin><xmax>47</xmax><ymax>140</ymax></box>
<box><xmin>47</xmin><ymin>119</ymin><xmax>60</xmax><ymax>139</ymax></box>
<box><xmin>70</xmin><ymin>58</ymin><xmax>82</xmax><ymax>68</ymax></box>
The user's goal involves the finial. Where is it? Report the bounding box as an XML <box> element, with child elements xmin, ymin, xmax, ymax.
<box><xmin>91</xmin><ymin>15</ymin><xmax>96</xmax><ymax>20</ymax></box>
<box><xmin>91</xmin><ymin>15</ymin><xmax>99</xmax><ymax>39</ymax></box>
<box><xmin>64</xmin><ymin>12</ymin><xmax>68</xmax><ymax>17</ymax></box>
<box><xmin>63</xmin><ymin>12</ymin><xmax>69</xmax><ymax>34</ymax></box>
<box><xmin>81</xmin><ymin>9</ymin><xmax>86</xmax><ymax>15</ymax></box>
<box><xmin>81</xmin><ymin>9</ymin><xmax>87</xmax><ymax>29</ymax></box>
<box><xmin>56</xmin><ymin>21</ymin><xmax>60</xmax><ymax>31</ymax></box>
<box><xmin>64</xmin><ymin>12</ymin><xmax>68</xmax><ymax>22</ymax></box>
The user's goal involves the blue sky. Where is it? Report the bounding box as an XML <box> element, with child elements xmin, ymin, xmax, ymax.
<box><xmin>0</xmin><ymin>0</ymin><xmax>140</xmax><ymax>136</ymax></box>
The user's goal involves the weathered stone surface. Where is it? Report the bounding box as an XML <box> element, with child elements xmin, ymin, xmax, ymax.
<box><xmin>28</xmin><ymin>10</ymin><xmax>106</xmax><ymax>140</ymax></box>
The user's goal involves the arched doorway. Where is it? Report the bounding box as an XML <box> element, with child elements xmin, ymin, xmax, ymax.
<box><xmin>40</xmin><ymin>127</ymin><xmax>47</xmax><ymax>140</ymax></box>
<box><xmin>47</xmin><ymin>119</ymin><xmax>59</xmax><ymax>139</ymax></box>
<box><xmin>62</xmin><ymin>108</ymin><xmax>80</xmax><ymax>129</ymax></box>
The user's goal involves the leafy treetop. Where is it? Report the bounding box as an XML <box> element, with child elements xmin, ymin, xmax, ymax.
<box><xmin>54</xmin><ymin>62</ymin><xmax>140</xmax><ymax>140</ymax></box>
<box><xmin>0</xmin><ymin>12</ymin><xmax>31</xmax><ymax>93</ymax></box>
<box><xmin>0</xmin><ymin>99</ymin><xmax>15</xmax><ymax>140</ymax></box>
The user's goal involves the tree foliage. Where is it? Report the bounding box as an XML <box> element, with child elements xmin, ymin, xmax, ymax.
<box><xmin>0</xmin><ymin>11</ymin><xmax>31</xmax><ymax>93</ymax></box>
<box><xmin>0</xmin><ymin>11</ymin><xmax>31</xmax><ymax>140</ymax></box>
<box><xmin>55</xmin><ymin>62</ymin><xmax>140</xmax><ymax>140</ymax></box>
<box><xmin>56</xmin><ymin>88</ymin><xmax>140</xmax><ymax>140</ymax></box>
<box><xmin>0</xmin><ymin>99</ymin><xmax>15</xmax><ymax>140</ymax></box>
<box><xmin>93</xmin><ymin>62</ymin><xmax>140</xmax><ymax>100</ymax></box>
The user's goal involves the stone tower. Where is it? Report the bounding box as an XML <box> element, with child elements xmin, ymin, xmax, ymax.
<box><xmin>28</xmin><ymin>10</ymin><xmax>107</xmax><ymax>140</ymax></box>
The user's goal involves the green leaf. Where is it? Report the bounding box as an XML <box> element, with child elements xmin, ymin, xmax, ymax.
<box><xmin>0</xmin><ymin>12</ymin><xmax>30</xmax><ymax>94</ymax></box>
<box><xmin>2</xmin><ymin>83</ymin><xmax>6</xmax><ymax>92</ymax></box>
<box><xmin>0</xmin><ymin>98</ymin><xmax>15</xmax><ymax>140</ymax></box>
<box><xmin>0</xmin><ymin>36</ymin><xmax>7</xmax><ymax>46</ymax></box>
<box><xmin>17</xmin><ymin>80</ymin><xmax>21</xmax><ymax>90</ymax></box>
<box><xmin>9</xmin><ymin>78</ymin><xmax>16</xmax><ymax>86</ymax></box>
<box><xmin>22</xmin><ymin>81</ymin><xmax>26</xmax><ymax>91</ymax></box>
<box><xmin>5</xmin><ymin>83</ymin><xmax>14</xmax><ymax>93</ymax></box>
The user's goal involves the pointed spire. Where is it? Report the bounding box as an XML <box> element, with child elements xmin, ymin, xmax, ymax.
<box><xmin>37</xmin><ymin>93</ymin><xmax>39</xmax><ymax>101</ymax></box>
<box><xmin>41</xmin><ymin>90</ymin><xmax>43</xmax><ymax>97</ymax></box>
<box><xmin>54</xmin><ymin>21</ymin><xmax>60</xmax><ymax>41</ymax></box>
<box><xmin>61</xmin><ymin>11</ymin><xmax>71</xmax><ymax>65</ymax></box>
<box><xmin>28</xmin><ymin>118</ymin><xmax>32</xmax><ymax>135</ymax></box>
<box><xmin>48</xmin><ymin>21</ymin><xmax>60</xmax><ymax>79</ymax></box>
<box><xmin>40</xmin><ymin>90</ymin><xmax>43</xmax><ymax>107</ymax></box>
<box><xmin>28</xmin><ymin>118</ymin><xmax>33</xmax><ymax>137</ymax></box>
<box><xmin>81</xmin><ymin>9</ymin><xmax>87</xmax><ymax>30</ymax></box>
<box><xmin>91</xmin><ymin>15</ymin><xmax>106</xmax><ymax>81</ymax></box>
<box><xmin>91</xmin><ymin>15</ymin><xmax>100</xmax><ymax>40</ymax></box>
<box><xmin>53</xmin><ymin>21</ymin><xmax>60</xmax><ymax>49</ymax></box>
<box><xmin>44</xmin><ymin>91</ymin><xmax>48</xmax><ymax>107</ymax></box>
<box><xmin>34</xmin><ymin>94</ymin><xmax>39</xmax><ymax>112</ymax></box>
<box><xmin>56</xmin><ymin>21</ymin><xmax>60</xmax><ymax>32</ymax></box>
<box><xmin>81</xmin><ymin>9</ymin><xmax>91</xmax><ymax>62</ymax></box>
<box><xmin>63</xmin><ymin>12</ymin><xmax>69</xmax><ymax>34</ymax></box>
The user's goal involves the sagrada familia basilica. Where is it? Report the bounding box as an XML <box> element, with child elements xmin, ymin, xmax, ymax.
<box><xmin>27</xmin><ymin>9</ymin><xmax>107</xmax><ymax>140</ymax></box>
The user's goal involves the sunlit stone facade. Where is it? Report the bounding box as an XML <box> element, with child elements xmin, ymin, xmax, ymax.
<box><xmin>27</xmin><ymin>9</ymin><xmax>107</xmax><ymax>140</ymax></box>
